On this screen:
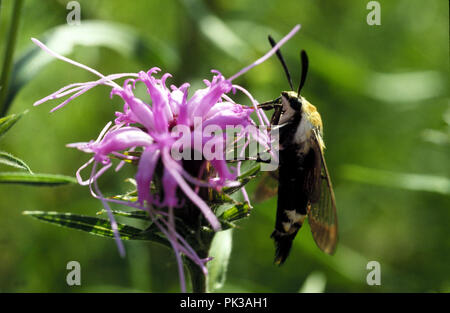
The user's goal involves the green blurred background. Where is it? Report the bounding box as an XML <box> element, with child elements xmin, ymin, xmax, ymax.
<box><xmin>0</xmin><ymin>0</ymin><xmax>448</xmax><ymax>292</ymax></box>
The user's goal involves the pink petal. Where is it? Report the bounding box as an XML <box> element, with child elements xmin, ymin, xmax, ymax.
<box><xmin>136</xmin><ymin>146</ymin><xmax>160</xmax><ymax>204</ymax></box>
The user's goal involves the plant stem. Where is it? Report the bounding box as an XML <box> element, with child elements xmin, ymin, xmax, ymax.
<box><xmin>0</xmin><ymin>0</ymin><xmax>23</xmax><ymax>117</ymax></box>
<box><xmin>185</xmin><ymin>256</ymin><xmax>208</xmax><ymax>293</ymax></box>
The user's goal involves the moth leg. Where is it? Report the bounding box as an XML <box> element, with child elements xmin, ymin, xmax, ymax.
<box><xmin>270</xmin><ymin>105</ymin><xmax>282</xmax><ymax>126</ymax></box>
<box><xmin>226</xmin><ymin>155</ymin><xmax>273</xmax><ymax>164</ymax></box>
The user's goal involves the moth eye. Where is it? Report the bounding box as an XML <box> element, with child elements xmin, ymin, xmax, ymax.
<box><xmin>288</xmin><ymin>97</ymin><xmax>302</xmax><ymax>111</ymax></box>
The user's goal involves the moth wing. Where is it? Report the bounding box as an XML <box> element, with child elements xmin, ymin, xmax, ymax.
<box><xmin>307</xmin><ymin>129</ymin><xmax>338</xmax><ymax>254</ymax></box>
<box><xmin>304</xmin><ymin>137</ymin><xmax>322</xmax><ymax>203</ymax></box>
<box><xmin>254</xmin><ymin>171</ymin><xmax>279</xmax><ymax>203</ymax></box>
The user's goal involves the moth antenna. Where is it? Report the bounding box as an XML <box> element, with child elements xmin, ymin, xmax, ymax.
<box><xmin>268</xmin><ymin>35</ymin><xmax>294</xmax><ymax>91</ymax></box>
<box><xmin>297</xmin><ymin>50</ymin><xmax>309</xmax><ymax>95</ymax></box>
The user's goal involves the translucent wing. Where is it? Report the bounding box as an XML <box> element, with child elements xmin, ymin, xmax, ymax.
<box><xmin>307</xmin><ymin>129</ymin><xmax>338</xmax><ymax>254</ymax></box>
<box><xmin>254</xmin><ymin>171</ymin><xmax>278</xmax><ymax>203</ymax></box>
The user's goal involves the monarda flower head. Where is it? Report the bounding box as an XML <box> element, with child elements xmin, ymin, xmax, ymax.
<box><xmin>32</xmin><ymin>25</ymin><xmax>300</xmax><ymax>292</ymax></box>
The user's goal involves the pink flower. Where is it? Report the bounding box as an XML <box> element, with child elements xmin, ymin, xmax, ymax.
<box><xmin>32</xmin><ymin>24</ymin><xmax>300</xmax><ymax>292</ymax></box>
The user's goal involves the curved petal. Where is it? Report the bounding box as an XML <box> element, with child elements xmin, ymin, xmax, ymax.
<box><xmin>91</xmin><ymin>127</ymin><xmax>153</xmax><ymax>163</ymax></box>
<box><xmin>202</xmin><ymin>106</ymin><xmax>253</xmax><ymax>129</ymax></box>
<box><xmin>203</xmin><ymin>101</ymin><xmax>238</xmax><ymax>120</ymax></box>
<box><xmin>210</xmin><ymin>159</ymin><xmax>235</xmax><ymax>183</ymax></box>
<box><xmin>136</xmin><ymin>146</ymin><xmax>160</xmax><ymax>205</ymax></box>
<box><xmin>111</xmin><ymin>81</ymin><xmax>155</xmax><ymax>131</ymax></box>
<box><xmin>190</xmin><ymin>78</ymin><xmax>232</xmax><ymax>119</ymax></box>
<box><xmin>161</xmin><ymin>168</ymin><xmax>179</xmax><ymax>208</ymax></box>
<box><xmin>138</xmin><ymin>71</ymin><xmax>171</xmax><ymax>132</ymax></box>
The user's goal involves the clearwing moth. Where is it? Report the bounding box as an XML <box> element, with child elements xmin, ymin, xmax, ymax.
<box><xmin>258</xmin><ymin>35</ymin><xmax>338</xmax><ymax>264</ymax></box>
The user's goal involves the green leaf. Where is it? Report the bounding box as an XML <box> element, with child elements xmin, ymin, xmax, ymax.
<box><xmin>97</xmin><ymin>209</ymin><xmax>149</xmax><ymax>221</ymax></box>
<box><xmin>208</xmin><ymin>229</ymin><xmax>233</xmax><ymax>291</ymax></box>
<box><xmin>223</xmin><ymin>162</ymin><xmax>261</xmax><ymax>195</ymax></box>
<box><xmin>111</xmin><ymin>193</ymin><xmax>138</xmax><ymax>202</ymax></box>
<box><xmin>24</xmin><ymin>211</ymin><xmax>143</xmax><ymax>239</ymax></box>
<box><xmin>217</xmin><ymin>202</ymin><xmax>251</xmax><ymax>223</ymax></box>
<box><xmin>0</xmin><ymin>151</ymin><xmax>33</xmax><ymax>173</ymax></box>
<box><xmin>0</xmin><ymin>0</ymin><xmax>24</xmax><ymax>117</ymax></box>
<box><xmin>0</xmin><ymin>110</ymin><xmax>26</xmax><ymax>140</ymax></box>
<box><xmin>0</xmin><ymin>172</ymin><xmax>76</xmax><ymax>185</ymax></box>
<box><xmin>6</xmin><ymin>21</ymin><xmax>179</xmax><ymax>110</ymax></box>
<box><xmin>23</xmin><ymin>211</ymin><xmax>169</xmax><ymax>246</ymax></box>
<box><xmin>238</xmin><ymin>160</ymin><xmax>262</xmax><ymax>178</ymax></box>
<box><xmin>211</xmin><ymin>191</ymin><xmax>237</xmax><ymax>205</ymax></box>
<box><xmin>213</xmin><ymin>202</ymin><xmax>251</xmax><ymax>231</ymax></box>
